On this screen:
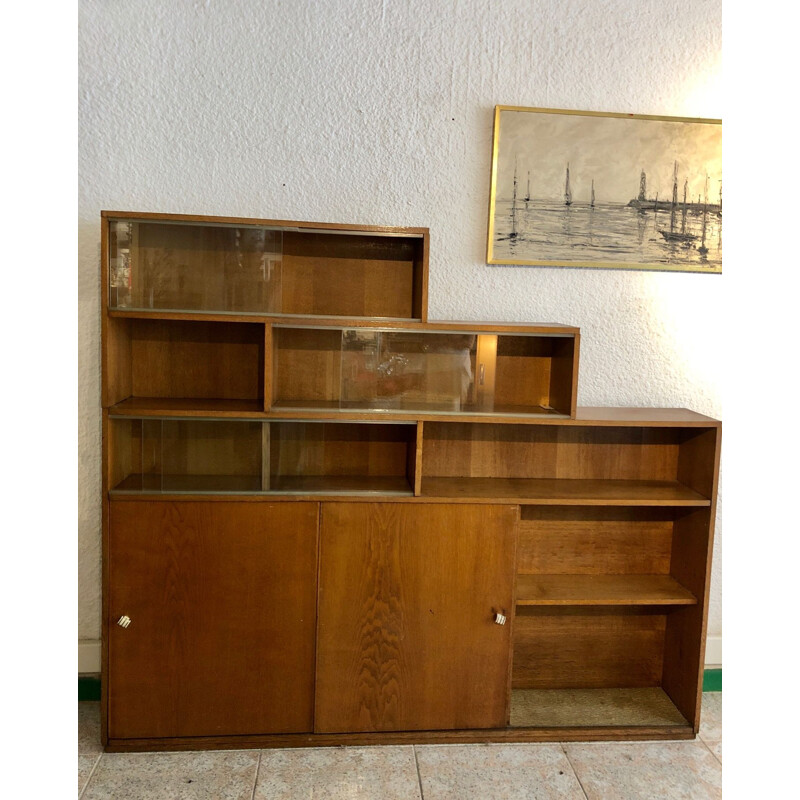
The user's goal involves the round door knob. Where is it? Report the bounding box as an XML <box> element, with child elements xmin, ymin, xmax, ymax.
<box><xmin>494</xmin><ymin>612</ymin><xmax>507</xmax><ymax>625</ymax></box>
<box><xmin>117</xmin><ymin>615</ymin><xmax>132</xmax><ymax>629</ymax></box>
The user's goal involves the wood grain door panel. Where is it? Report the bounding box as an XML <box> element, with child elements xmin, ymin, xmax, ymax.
<box><xmin>107</xmin><ymin>500</ymin><xmax>318</xmax><ymax>739</ymax></box>
<box><xmin>315</xmin><ymin>503</ymin><xmax>517</xmax><ymax>733</ymax></box>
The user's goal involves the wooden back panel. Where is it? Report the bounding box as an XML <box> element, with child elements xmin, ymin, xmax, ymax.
<box><xmin>129</xmin><ymin>320</ymin><xmax>264</xmax><ymax>400</ymax></box>
<box><xmin>493</xmin><ymin>336</ymin><xmax>555</xmax><ymax>409</ymax></box>
<box><xmin>273</xmin><ymin>327</ymin><xmax>342</xmax><ymax>404</ymax></box>
<box><xmin>513</xmin><ymin>608</ymin><xmax>667</xmax><ymax>690</ymax></box>
<box><xmin>517</xmin><ymin>507</ymin><xmax>675</xmax><ymax>575</ymax></box>
<box><xmin>422</xmin><ymin>424</ymin><xmax>683</xmax><ymax>480</ymax></box>
<box><xmin>281</xmin><ymin>232</ymin><xmax>421</xmax><ymax>318</ymax></box>
<box><xmin>270</xmin><ymin>422</ymin><xmax>413</xmax><ymax>478</ymax></box>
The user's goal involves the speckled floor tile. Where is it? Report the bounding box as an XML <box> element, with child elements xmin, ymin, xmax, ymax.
<box><xmin>79</xmin><ymin>701</ymin><xmax>102</xmax><ymax>754</ymax></box>
<box><xmin>254</xmin><ymin>746</ymin><xmax>421</xmax><ymax>799</ymax></box>
<box><xmin>78</xmin><ymin>754</ymin><xmax>100</xmax><ymax>796</ymax></box>
<box><xmin>81</xmin><ymin>750</ymin><xmax>260</xmax><ymax>800</ymax></box>
<box><xmin>415</xmin><ymin>744</ymin><xmax>585</xmax><ymax>800</ymax></box>
<box><xmin>699</xmin><ymin>692</ymin><xmax>722</xmax><ymax>744</ymax></box>
<box><xmin>564</xmin><ymin>740</ymin><xmax>722</xmax><ymax>800</ymax></box>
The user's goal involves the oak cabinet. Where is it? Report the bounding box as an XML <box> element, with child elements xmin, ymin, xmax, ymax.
<box><xmin>106</xmin><ymin>500</ymin><xmax>318</xmax><ymax>739</ymax></box>
<box><xmin>100</xmin><ymin>212</ymin><xmax>719</xmax><ymax>750</ymax></box>
<box><xmin>315</xmin><ymin>503</ymin><xmax>517</xmax><ymax>733</ymax></box>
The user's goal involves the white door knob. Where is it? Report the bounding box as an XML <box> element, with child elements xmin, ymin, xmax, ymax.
<box><xmin>494</xmin><ymin>612</ymin><xmax>507</xmax><ymax>625</ymax></box>
<box><xmin>117</xmin><ymin>615</ymin><xmax>132</xmax><ymax>628</ymax></box>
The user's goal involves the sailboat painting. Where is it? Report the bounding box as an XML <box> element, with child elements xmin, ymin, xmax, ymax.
<box><xmin>487</xmin><ymin>106</ymin><xmax>722</xmax><ymax>273</ymax></box>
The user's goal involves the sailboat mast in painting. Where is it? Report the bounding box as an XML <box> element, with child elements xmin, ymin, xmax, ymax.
<box><xmin>564</xmin><ymin>164</ymin><xmax>572</xmax><ymax>206</ymax></box>
<box><xmin>509</xmin><ymin>158</ymin><xmax>518</xmax><ymax>238</ymax></box>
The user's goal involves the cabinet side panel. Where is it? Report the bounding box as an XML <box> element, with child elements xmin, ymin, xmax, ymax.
<box><xmin>104</xmin><ymin>317</ymin><xmax>132</xmax><ymax>407</ymax></box>
<box><xmin>548</xmin><ymin>336</ymin><xmax>577</xmax><ymax>417</ymax></box>
<box><xmin>662</xmin><ymin>508</ymin><xmax>714</xmax><ymax>730</ymax></box>
<box><xmin>677</xmin><ymin>428</ymin><xmax>718</xmax><ymax>498</ymax></box>
<box><xmin>107</xmin><ymin>500</ymin><xmax>318</xmax><ymax>739</ymax></box>
<box><xmin>316</xmin><ymin>503</ymin><xmax>517</xmax><ymax>733</ymax></box>
<box><xmin>414</xmin><ymin>233</ymin><xmax>429</xmax><ymax>322</ymax></box>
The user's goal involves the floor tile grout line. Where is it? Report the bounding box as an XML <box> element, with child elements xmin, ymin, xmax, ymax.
<box><xmin>699</xmin><ymin>736</ymin><xmax>722</xmax><ymax>766</ymax></box>
<box><xmin>562</xmin><ymin>745</ymin><xmax>591</xmax><ymax>800</ymax></box>
<box><xmin>78</xmin><ymin>752</ymin><xmax>102</xmax><ymax>800</ymax></box>
<box><xmin>412</xmin><ymin>745</ymin><xmax>425</xmax><ymax>800</ymax></box>
<box><xmin>250</xmin><ymin>750</ymin><xmax>262</xmax><ymax>800</ymax></box>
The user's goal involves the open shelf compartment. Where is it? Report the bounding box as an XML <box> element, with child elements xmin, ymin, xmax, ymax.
<box><xmin>271</xmin><ymin>326</ymin><xmax>576</xmax><ymax>417</ymax></box>
<box><xmin>508</xmin><ymin>502</ymin><xmax>711</xmax><ymax>730</ymax></box>
<box><xmin>420</xmin><ymin>422</ymin><xmax>716</xmax><ymax>505</ymax></box>
<box><xmin>107</xmin><ymin>215</ymin><xmax>427</xmax><ymax>320</ymax></box>
<box><xmin>107</xmin><ymin>417</ymin><xmax>417</xmax><ymax>496</ymax></box>
<box><xmin>104</xmin><ymin>317</ymin><xmax>266</xmax><ymax>412</ymax></box>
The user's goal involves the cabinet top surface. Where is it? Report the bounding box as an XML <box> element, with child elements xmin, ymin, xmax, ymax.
<box><xmin>102</xmin><ymin>209</ymin><xmax>429</xmax><ymax>236</ymax></box>
<box><xmin>106</xmin><ymin>308</ymin><xmax>579</xmax><ymax>334</ymax></box>
<box><xmin>573</xmin><ymin>407</ymin><xmax>720</xmax><ymax>425</ymax></box>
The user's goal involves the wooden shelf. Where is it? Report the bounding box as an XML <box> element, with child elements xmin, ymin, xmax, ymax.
<box><xmin>509</xmin><ymin>688</ymin><xmax>689</xmax><ymax>728</ymax></box>
<box><xmin>111</xmin><ymin>474</ymin><xmax>413</xmax><ymax>496</ymax></box>
<box><xmin>268</xmin><ymin>475</ymin><xmax>413</xmax><ymax>496</ymax></box>
<box><xmin>420</xmin><ymin>478</ymin><xmax>711</xmax><ymax>506</ymax></box>
<box><xmin>112</xmin><ymin>474</ymin><xmax>263</xmax><ymax>494</ymax></box>
<box><xmin>515</xmin><ymin>574</ymin><xmax>697</xmax><ymax>607</ymax></box>
<box><xmin>270</xmin><ymin>399</ymin><xmax>568</xmax><ymax>419</ymax></box>
<box><xmin>109</xmin><ymin>397</ymin><xmax>266</xmax><ymax>417</ymax></box>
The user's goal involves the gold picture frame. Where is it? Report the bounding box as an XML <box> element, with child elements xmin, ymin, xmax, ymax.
<box><xmin>487</xmin><ymin>106</ymin><xmax>722</xmax><ymax>273</ymax></box>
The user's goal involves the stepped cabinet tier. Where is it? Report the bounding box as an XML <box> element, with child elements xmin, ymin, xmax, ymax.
<box><xmin>100</xmin><ymin>212</ymin><xmax>719</xmax><ymax>751</ymax></box>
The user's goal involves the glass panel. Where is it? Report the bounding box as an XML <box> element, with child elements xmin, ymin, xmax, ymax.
<box><xmin>110</xmin><ymin>418</ymin><xmax>265</xmax><ymax>493</ymax></box>
<box><xmin>109</xmin><ymin>220</ymin><xmax>282</xmax><ymax>313</ymax></box>
<box><xmin>340</xmin><ymin>330</ymin><xmax>498</xmax><ymax>412</ymax></box>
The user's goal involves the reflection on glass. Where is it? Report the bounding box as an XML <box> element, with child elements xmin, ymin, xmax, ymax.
<box><xmin>340</xmin><ymin>330</ymin><xmax>498</xmax><ymax>412</ymax></box>
<box><xmin>109</xmin><ymin>418</ymin><xmax>415</xmax><ymax>495</ymax></box>
<box><xmin>110</xmin><ymin>418</ymin><xmax>264</xmax><ymax>493</ymax></box>
<box><xmin>109</xmin><ymin>221</ymin><xmax>282</xmax><ymax>313</ymax></box>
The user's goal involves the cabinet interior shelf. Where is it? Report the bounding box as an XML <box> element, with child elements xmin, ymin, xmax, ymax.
<box><xmin>110</xmin><ymin>398</ymin><xmax>267</xmax><ymax>417</ymax></box>
<box><xmin>515</xmin><ymin>574</ymin><xmax>697</xmax><ymax>607</ymax></box>
<box><xmin>420</xmin><ymin>478</ymin><xmax>711</xmax><ymax>506</ymax></box>
<box><xmin>509</xmin><ymin>688</ymin><xmax>690</xmax><ymax>728</ymax></box>
<box><xmin>111</xmin><ymin>474</ymin><xmax>413</xmax><ymax>496</ymax></box>
<box><xmin>270</xmin><ymin>399</ymin><xmax>568</xmax><ymax>418</ymax></box>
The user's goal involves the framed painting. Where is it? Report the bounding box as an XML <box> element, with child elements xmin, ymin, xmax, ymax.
<box><xmin>487</xmin><ymin>106</ymin><xmax>722</xmax><ymax>273</ymax></box>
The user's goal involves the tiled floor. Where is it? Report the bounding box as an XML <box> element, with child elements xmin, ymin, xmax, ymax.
<box><xmin>78</xmin><ymin>693</ymin><xmax>721</xmax><ymax>799</ymax></box>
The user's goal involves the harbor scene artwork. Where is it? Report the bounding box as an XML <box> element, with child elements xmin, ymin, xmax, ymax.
<box><xmin>487</xmin><ymin>106</ymin><xmax>722</xmax><ymax>273</ymax></box>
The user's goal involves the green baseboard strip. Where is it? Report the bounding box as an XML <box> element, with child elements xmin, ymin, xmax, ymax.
<box><xmin>702</xmin><ymin>668</ymin><xmax>722</xmax><ymax>692</ymax></box>
<box><xmin>78</xmin><ymin>669</ymin><xmax>723</xmax><ymax>700</ymax></box>
<box><xmin>78</xmin><ymin>675</ymin><xmax>101</xmax><ymax>701</ymax></box>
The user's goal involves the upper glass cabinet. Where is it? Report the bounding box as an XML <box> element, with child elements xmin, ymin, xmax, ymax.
<box><xmin>106</xmin><ymin>215</ymin><xmax>428</xmax><ymax>320</ymax></box>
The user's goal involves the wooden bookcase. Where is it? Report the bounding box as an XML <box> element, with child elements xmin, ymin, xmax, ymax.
<box><xmin>101</xmin><ymin>211</ymin><xmax>720</xmax><ymax>751</ymax></box>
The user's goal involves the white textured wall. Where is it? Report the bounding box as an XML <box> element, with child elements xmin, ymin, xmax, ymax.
<box><xmin>78</xmin><ymin>0</ymin><xmax>722</xmax><ymax>665</ymax></box>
